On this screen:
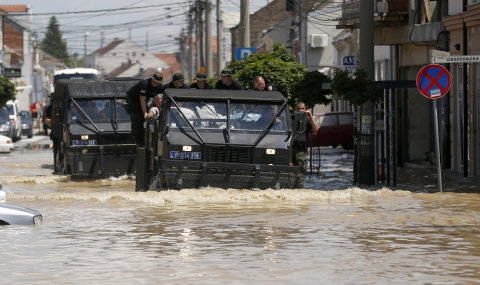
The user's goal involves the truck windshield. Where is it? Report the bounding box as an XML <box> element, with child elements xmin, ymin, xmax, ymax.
<box><xmin>68</xmin><ymin>99</ymin><xmax>130</xmax><ymax>121</ymax></box>
<box><xmin>169</xmin><ymin>99</ymin><xmax>286</xmax><ymax>131</ymax></box>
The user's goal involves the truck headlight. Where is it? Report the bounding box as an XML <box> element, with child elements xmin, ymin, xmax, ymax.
<box><xmin>183</xmin><ymin>146</ymin><xmax>192</xmax><ymax>151</ymax></box>
<box><xmin>81</xmin><ymin>135</ymin><xmax>89</xmax><ymax>140</ymax></box>
<box><xmin>266</xmin><ymin>149</ymin><xmax>275</xmax><ymax>155</ymax></box>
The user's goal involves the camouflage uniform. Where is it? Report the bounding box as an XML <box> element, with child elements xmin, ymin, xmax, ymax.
<box><xmin>292</xmin><ymin>143</ymin><xmax>308</xmax><ymax>188</ymax></box>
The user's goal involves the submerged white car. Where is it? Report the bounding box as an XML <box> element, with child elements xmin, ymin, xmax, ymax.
<box><xmin>0</xmin><ymin>203</ymin><xmax>43</xmax><ymax>225</ymax></box>
<box><xmin>0</xmin><ymin>186</ymin><xmax>42</xmax><ymax>225</ymax></box>
<box><xmin>0</xmin><ymin>134</ymin><xmax>14</xmax><ymax>153</ymax></box>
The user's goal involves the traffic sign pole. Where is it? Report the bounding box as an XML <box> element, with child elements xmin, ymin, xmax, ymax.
<box><xmin>433</xmin><ymin>100</ymin><xmax>442</xmax><ymax>193</ymax></box>
<box><xmin>416</xmin><ymin>64</ymin><xmax>451</xmax><ymax>193</ymax></box>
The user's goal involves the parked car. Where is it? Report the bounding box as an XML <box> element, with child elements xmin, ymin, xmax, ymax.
<box><xmin>6</xmin><ymin>100</ymin><xmax>22</xmax><ymax>142</ymax></box>
<box><xmin>0</xmin><ymin>185</ymin><xmax>42</xmax><ymax>225</ymax></box>
<box><xmin>307</xmin><ymin>111</ymin><xmax>354</xmax><ymax>150</ymax></box>
<box><xmin>0</xmin><ymin>134</ymin><xmax>14</xmax><ymax>153</ymax></box>
<box><xmin>0</xmin><ymin>108</ymin><xmax>14</xmax><ymax>139</ymax></box>
<box><xmin>20</xmin><ymin>110</ymin><xmax>33</xmax><ymax>138</ymax></box>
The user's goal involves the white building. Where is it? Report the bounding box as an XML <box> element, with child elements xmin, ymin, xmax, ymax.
<box><xmin>84</xmin><ymin>39</ymin><xmax>169</xmax><ymax>77</ymax></box>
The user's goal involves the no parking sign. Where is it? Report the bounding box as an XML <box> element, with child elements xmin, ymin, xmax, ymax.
<box><xmin>416</xmin><ymin>64</ymin><xmax>451</xmax><ymax>99</ymax></box>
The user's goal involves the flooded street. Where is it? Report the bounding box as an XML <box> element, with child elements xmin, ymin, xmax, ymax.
<box><xmin>1</xmin><ymin>136</ymin><xmax>480</xmax><ymax>284</ymax></box>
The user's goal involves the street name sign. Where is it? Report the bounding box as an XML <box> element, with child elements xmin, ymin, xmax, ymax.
<box><xmin>430</xmin><ymin>50</ymin><xmax>450</xmax><ymax>60</ymax></box>
<box><xmin>235</xmin><ymin>47</ymin><xmax>256</xmax><ymax>61</ymax></box>
<box><xmin>416</xmin><ymin>64</ymin><xmax>451</xmax><ymax>100</ymax></box>
<box><xmin>433</xmin><ymin>55</ymin><xmax>480</xmax><ymax>64</ymax></box>
<box><xmin>342</xmin><ymin>56</ymin><xmax>359</xmax><ymax>71</ymax></box>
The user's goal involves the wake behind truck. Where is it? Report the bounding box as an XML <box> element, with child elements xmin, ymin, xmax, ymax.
<box><xmin>50</xmin><ymin>78</ymin><xmax>140</xmax><ymax>178</ymax></box>
<box><xmin>136</xmin><ymin>88</ymin><xmax>300</xmax><ymax>191</ymax></box>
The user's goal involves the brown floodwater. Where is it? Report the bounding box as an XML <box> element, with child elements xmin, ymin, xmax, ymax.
<box><xmin>1</xmin><ymin>146</ymin><xmax>479</xmax><ymax>284</ymax></box>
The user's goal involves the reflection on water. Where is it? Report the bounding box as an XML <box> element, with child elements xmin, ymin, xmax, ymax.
<box><xmin>1</xmin><ymin>148</ymin><xmax>480</xmax><ymax>284</ymax></box>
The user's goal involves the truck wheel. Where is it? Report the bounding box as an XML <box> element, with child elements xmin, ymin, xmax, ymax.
<box><xmin>54</xmin><ymin>139</ymin><xmax>65</xmax><ymax>174</ymax></box>
<box><xmin>341</xmin><ymin>136</ymin><xmax>354</xmax><ymax>150</ymax></box>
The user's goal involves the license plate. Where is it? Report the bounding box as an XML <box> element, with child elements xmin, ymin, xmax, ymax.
<box><xmin>72</xmin><ymin>140</ymin><xmax>97</xmax><ymax>146</ymax></box>
<box><xmin>170</xmin><ymin>151</ymin><xmax>201</xmax><ymax>159</ymax></box>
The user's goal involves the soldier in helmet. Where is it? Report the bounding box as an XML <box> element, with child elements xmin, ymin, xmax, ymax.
<box><xmin>163</xmin><ymin>73</ymin><xmax>189</xmax><ymax>90</ymax></box>
<box><xmin>189</xmin><ymin>72</ymin><xmax>214</xmax><ymax>89</ymax></box>
<box><xmin>215</xmin><ymin>68</ymin><xmax>244</xmax><ymax>90</ymax></box>
<box><xmin>126</xmin><ymin>72</ymin><xmax>164</xmax><ymax>147</ymax></box>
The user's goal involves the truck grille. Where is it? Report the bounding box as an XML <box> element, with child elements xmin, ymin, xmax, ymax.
<box><xmin>209</xmin><ymin>146</ymin><xmax>249</xmax><ymax>163</ymax></box>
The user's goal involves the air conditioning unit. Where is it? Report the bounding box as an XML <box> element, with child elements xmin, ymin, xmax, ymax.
<box><xmin>310</xmin><ymin>34</ymin><xmax>328</xmax><ymax>48</ymax></box>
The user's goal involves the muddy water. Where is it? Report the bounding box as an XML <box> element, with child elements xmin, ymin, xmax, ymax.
<box><xmin>1</xmin><ymin>147</ymin><xmax>480</xmax><ymax>284</ymax></box>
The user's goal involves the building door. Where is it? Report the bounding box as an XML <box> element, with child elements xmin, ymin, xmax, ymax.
<box><xmin>457</xmin><ymin>65</ymin><xmax>464</xmax><ymax>173</ymax></box>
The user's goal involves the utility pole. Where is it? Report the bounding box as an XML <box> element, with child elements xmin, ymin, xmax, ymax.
<box><xmin>84</xmin><ymin>32</ymin><xmax>89</xmax><ymax>57</ymax></box>
<box><xmin>188</xmin><ymin>8</ymin><xmax>194</xmax><ymax>81</ymax></box>
<box><xmin>73</xmin><ymin>53</ymin><xmax>78</xmax><ymax>68</ymax></box>
<box><xmin>205</xmin><ymin>0</ymin><xmax>213</xmax><ymax>78</ymax></box>
<box><xmin>196</xmin><ymin>0</ymin><xmax>203</xmax><ymax>72</ymax></box>
<box><xmin>359</xmin><ymin>0</ymin><xmax>375</xmax><ymax>185</ymax></box>
<box><xmin>180</xmin><ymin>28</ymin><xmax>186</xmax><ymax>77</ymax></box>
<box><xmin>216</xmin><ymin>0</ymin><xmax>223</xmax><ymax>75</ymax></box>
<box><xmin>146</xmin><ymin>30</ymin><xmax>149</xmax><ymax>51</ymax></box>
<box><xmin>240</xmin><ymin>0</ymin><xmax>250</xmax><ymax>47</ymax></box>
<box><xmin>462</xmin><ymin>0</ymin><xmax>468</xmax><ymax>177</ymax></box>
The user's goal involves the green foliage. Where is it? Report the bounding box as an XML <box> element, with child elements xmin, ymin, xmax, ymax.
<box><xmin>40</xmin><ymin>16</ymin><xmax>69</xmax><ymax>61</ymax></box>
<box><xmin>64</xmin><ymin>56</ymin><xmax>83</xmax><ymax>68</ymax></box>
<box><xmin>207</xmin><ymin>76</ymin><xmax>217</xmax><ymax>87</ymax></box>
<box><xmin>330</xmin><ymin>68</ymin><xmax>383</xmax><ymax>107</ymax></box>
<box><xmin>292</xmin><ymin>70</ymin><xmax>332</xmax><ymax>109</ymax></box>
<box><xmin>0</xmin><ymin>77</ymin><xmax>16</xmax><ymax>108</ymax></box>
<box><xmin>228</xmin><ymin>43</ymin><xmax>306</xmax><ymax>107</ymax></box>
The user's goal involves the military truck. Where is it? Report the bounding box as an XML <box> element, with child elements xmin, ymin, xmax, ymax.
<box><xmin>51</xmin><ymin>78</ymin><xmax>140</xmax><ymax>178</ymax></box>
<box><xmin>136</xmin><ymin>88</ymin><xmax>299</xmax><ymax>191</ymax></box>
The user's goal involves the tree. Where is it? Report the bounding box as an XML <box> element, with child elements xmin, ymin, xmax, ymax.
<box><xmin>40</xmin><ymin>16</ymin><xmax>69</xmax><ymax>61</ymax></box>
<box><xmin>0</xmin><ymin>77</ymin><xmax>17</xmax><ymax>108</ymax></box>
<box><xmin>330</xmin><ymin>68</ymin><xmax>383</xmax><ymax>107</ymax></box>
<box><xmin>292</xmin><ymin>70</ymin><xmax>332</xmax><ymax>109</ymax></box>
<box><xmin>229</xmin><ymin>43</ymin><xmax>307</xmax><ymax>108</ymax></box>
<box><xmin>330</xmin><ymin>68</ymin><xmax>383</xmax><ymax>185</ymax></box>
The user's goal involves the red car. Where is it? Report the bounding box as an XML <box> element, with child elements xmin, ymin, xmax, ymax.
<box><xmin>307</xmin><ymin>111</ymin><xmax>354</xmax><ymax>150</ymax></box>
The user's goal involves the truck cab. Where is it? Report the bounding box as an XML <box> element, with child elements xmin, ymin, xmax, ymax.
<box><xmin>51</xmin><ymin>78</ymin><xmax>140</xmax><ymax>178</ymax></box>
<box><xmin>136</xmin><ymin>89</ymin><xmax>299</xmax><ymax>191</ymax></box>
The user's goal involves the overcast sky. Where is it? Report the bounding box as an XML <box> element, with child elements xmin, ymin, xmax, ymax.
<box><xmin>5</xmin><ymin>0</ymin><xmax>266</xmax><ymax>55</ymax></box>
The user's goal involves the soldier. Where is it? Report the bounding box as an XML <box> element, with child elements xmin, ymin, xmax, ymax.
<box><xmin>215</xmin><ymin>68</ymin><xmax>244</xmax><ymax>90</ymax></box>
<box><xmin>163</xmin><ymin>73</ymin><xmax>189</xmax><ymax>90</ymax></box>
<box><xmin>253</xmin><ymin>75</ymin><xmax>275</xmax><ymax>91</ymax></box>
<box><xmin>126</xmin><ymin>72</ymin><xmax>163</xmax><ymax>147</ymax></box>
<box><xmin>292</xmin><ymin>101</ymin><xmax>318</xmax><ymax>188</ymax></box>
<box><xmin>189</xmin><ymin>72</ymin><xmax>214</xmax><ymax>89</ymax></box>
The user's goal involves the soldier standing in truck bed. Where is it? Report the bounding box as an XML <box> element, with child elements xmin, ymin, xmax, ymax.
<box><xmin>126</xmin><ymin>72</ymin><xmax>163</xmax><ymax>147</ymax></box>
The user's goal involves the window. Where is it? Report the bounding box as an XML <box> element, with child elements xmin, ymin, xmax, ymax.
<box><xmin>338</xmin><ymin>114</ymin><xmax>353</xmax><ymax>125</ymax></box>
<box><xmin>69</xmin><ymin>99</ymin><xmax>130</xmax><ymax>122</ymax></box>
<box><xmin>132</xmin><ymin>52</ymin><xmax>136</xmax><ymax>57</ymax></box>
<box><xmin>168</xmin><ymin>100</ymin><xmax>286</xmax><ymax>131</ymax></box>
<box><xmin>317</xmin><ymin>114</ymin><xmax>337</xmax><ymax>127</ymax></box>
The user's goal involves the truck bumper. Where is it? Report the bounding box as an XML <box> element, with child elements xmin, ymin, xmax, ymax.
<box><xmin>161</xmin><ymin>159</ymin><xmax>299</xmax><ymax>190</ymax></box>
<box><xmin>66</xmin><ymin>144</ymin><xmax>137</xmax><ymax>178</ymax></box>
